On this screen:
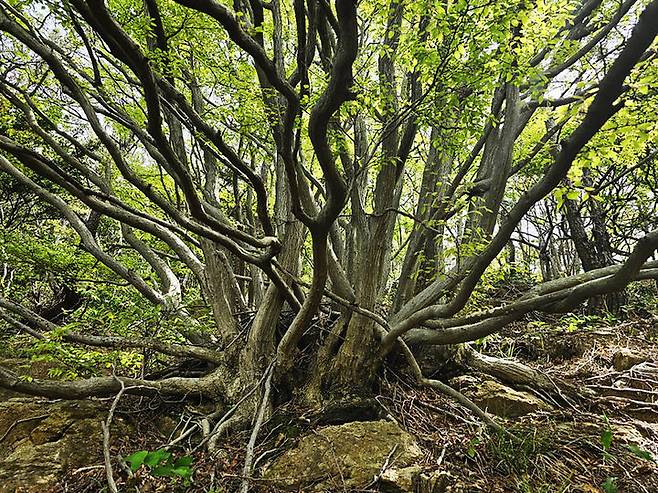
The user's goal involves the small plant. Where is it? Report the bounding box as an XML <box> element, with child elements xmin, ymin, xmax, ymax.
<box><xmin>125</xmin><ymin>449</ymin><xmax>193</xmax><ymax>482</ymax></box>
<box><xmin>599</xmin><ymin>414</ymin><xmax>612</xmax><ymax>461</ymax></box>
<box><xmin>466</xmin><ymin>436</ymin><xmax>480</xmax><ymax>459</ymax></box>
<box><xmin>602</xmin><ymin>476</ymin><xmax>618</xmax><ymax>493</ymax></box>
<box><xmin>485</xmin><ymin>428</ymin><xmax>550</xmax><ymax>475</ymax></box>
<box><xmin>626</xmin><ymin>443</ymin><xmax>655</xmax><ymax>462</ymax></box>
<box><xmin>600</xmin><ymin>414</ymin><xmax>613</xmax><ymax>462</ymax></box>
<box><xmin>561</xmin><ymin>315</ymin><xmax>586</xmax><ymax>332</ymax></box>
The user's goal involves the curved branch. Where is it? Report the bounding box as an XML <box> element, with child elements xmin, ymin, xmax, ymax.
<box><xmin>404</xmin><ymin>257</ymin><xmax>658</xmax><ymax>346</ymax></box>
<box><xmin>0</xmin><ymin>365</ymin><xmax>205</xmax><ymax>400</ymax></box>
<box><xmin>384</xmin><ymin>0</ymin><xmax>658</xmax><ymax>349</ymax></box>
<box><xmin>307</xmin><ymin>0</ymin><xmax>357</xmax><ymax>227</ymax></box>
<box><xmin>0</xmin><ymin>296</ymin><xmax>223</xmax><ymax>364</ymax></box>
<box><xmin>0</xmin><ymin>154</ymin><xmax>164</xmax><ymax>304</ymax></box>
<box><xmin>171</xmin><ymin>0</ymin><xmax>298</xmax><ymax>104</ymax></box>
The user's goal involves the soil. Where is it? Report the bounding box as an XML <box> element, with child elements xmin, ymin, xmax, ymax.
<box><xmin>8</xmin><ymin>315</ymin><xmax>658</xmax><ymax>492</ymax></box>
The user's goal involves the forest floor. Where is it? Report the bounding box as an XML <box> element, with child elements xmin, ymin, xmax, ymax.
<box><xmin>384</xmin><ymin>314</ymin><xmax>658</xmax><ymax>493</ymax></box>
<box><xmin>47</xmin><ymin>314</ymin><xmax>658</xmax><ymax>492</ymax></box>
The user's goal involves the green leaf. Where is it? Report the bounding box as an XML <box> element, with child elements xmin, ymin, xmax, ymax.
<box><xmin>174</xmin><ymin>456</ymin><xmax>194</xmax><ymax>467</ymax></box>
<box><xmin>171</xmin><ymin>466</ymin><xmax>193</xmax><ymax>478</ymax></box>
<box><xmin>151</xmin><ymin>465</ymin><xmax>174</xmax><ymax>477</ymax></box>
<box><xmin>150</xmin><ymin>464</ymin><xmax>192</xmax><ymax>479</ymax></box>
<box><xmin>144</xmin><ymin>449</ymin><xmax>171</xmax><ymax>467</ymax></box>
<box><xmin>627</xmin><ymin>444</ymin><xmax>654</xmax><ymax>462</ymax></box>
<box><xmin>125</xmin><ymin>450</ymin><xmax>148</xmax><ymax>472</ymax></box>
<box><xmin>602</xmin><ymin>476</ymin><xmax>618</xmax><ymax>493</ymax></box>
<box><xmin>600</xmin><ymin>429</ymin><xmax>613</xmax><ymax>451</ymax></box>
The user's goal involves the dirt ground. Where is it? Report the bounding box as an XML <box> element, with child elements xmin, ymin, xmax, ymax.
<box><xmin>54</xmin><ymin>314</ymin><xmax>658</xmax><ymax>493</ymax></box>
<box><xmin>378</xmin><ymin>314</ymin><xmax>658</xmax><ymax>493</ymax></box>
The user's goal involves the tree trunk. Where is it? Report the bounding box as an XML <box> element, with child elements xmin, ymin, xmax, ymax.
<box><xmin>563</xmin><ymin>196</ymin><xmax>627</xmax><ymax>315</ymax></box>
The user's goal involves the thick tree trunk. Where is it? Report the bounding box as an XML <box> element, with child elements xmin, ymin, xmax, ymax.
<box><xmin>313</xmin><ymin>224</ymin><xmax>389</xmax><ymax>398</ymax></box>
<box><xmin>201</xmin><ymin>240</ymin><xmax>241</xmax><ymax>347</ymax></box>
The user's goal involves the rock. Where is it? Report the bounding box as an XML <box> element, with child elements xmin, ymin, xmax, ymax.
<box><xmin>556</xmin><ymin>420</ymin><xmax>658</xmax><ymax>453</ymax></box>
<box><xmin>380</xmin><ymin>465</ymin><xmax>423</xmax><ymax>492</ymax></box>
<box><xmin>462</xmin><ymin>379</ymin><xmax>551</xmax><ymax>418</ymax></box>
<box><xmin>0</xmin><ymin>398</ymin><xmax>112</xmax><ymax>492</ymax></box>
<box><xmin>417</xmin><ymin>470</ymin><xmax>455</xmax><ymax>493</ymax></box>
<box><xmin>612</xmin><ymin>348</ymin><xmax>647</xmax><ymax>371</ymax></box>
<box><xmin>263</xmin><ymin>420</ymin><xmax>424</xmax><ymax>492</ymax></box>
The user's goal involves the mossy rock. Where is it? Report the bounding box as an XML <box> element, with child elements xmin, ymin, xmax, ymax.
<box><xmin>0</xmin><ymin>398</ymin><xmax>117</xmax><ymax>492</ymax></box>
<box><xmin>455</xmin><ymin>378</ymin><xmax>552</xmax><ymax>418</ymax></box>
<box><xmin>263</xmin><ymin>420</ymin><xmax>424</xmax><ymax>492</ymax></box>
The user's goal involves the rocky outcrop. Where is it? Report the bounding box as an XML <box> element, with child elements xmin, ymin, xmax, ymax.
<box><xmin>263</xmin><ymin>420</ymin><xmax>425</xmax><ymax>492</ymax></box>
<box><xmin>0</xmin><ymin>398</ymin><xmax>110</xmax><ymax>492</ymax></box>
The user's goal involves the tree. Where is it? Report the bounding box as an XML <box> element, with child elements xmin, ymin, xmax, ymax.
<box><xmin>0</xmin><ymin>0</ymin><xmax>657</xmax><ymax>443</ymax></box>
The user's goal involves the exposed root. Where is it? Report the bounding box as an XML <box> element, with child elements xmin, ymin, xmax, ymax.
<box><xmin>462</xmin><ymin>345</ymin><xmax>586</xmax><ymax>405</ymax></box>
<box><xmin>419</xmin><ymin>376</ymin><xmax>505</xmax><ymax>434</ymax></box>
<box><xmin>102</xmin><ymin>375</ymin><xmax>127</xmax><ymax>493</ymax></box>
<box><xmin>376</xmin><ymin>326</ymin><xmax>507</xmax><ymax>435</ymax></box>
<box><xmin>240</xmin><ymin>363</ymin><xmax>274</xmax><ymax>493</ymax></box>
<box><xmin>206</xmin><ymin>414</ymin><xmax>248</xmax><ymax>453</ymax></box>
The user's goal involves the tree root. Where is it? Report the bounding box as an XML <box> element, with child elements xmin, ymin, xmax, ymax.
<box><xmin>462</xmin><ymin>346</ymin><xmax>589</xmax><ymax>405</ymax></box>
<box><xmin>240</xmin><ymin>363</ymin><xmax>274</xmax><ymax>493</ymax></box>
<box><xmin>202</xmin><ymin>362</ymin><xmax>276</xmax><ymax>453</ymax></box>
<box><xmin>375</xmin><ymin>326</ymin><xmax>507</xmax><ymax>435</ymax></box>
<box><xmin>207</xmin><ymin>415</ymin><xmax>249</xmax><ymax>453</ymax></box>
<box><xmin>102</xmin><ymin>376</ymin><xmax>127</xmax><ymax>493</ymax></box>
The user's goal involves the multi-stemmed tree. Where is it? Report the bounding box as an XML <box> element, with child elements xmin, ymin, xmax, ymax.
<box><xmin>0</xmin><ymin>0</ymin><xmax>657</xmax><ymax>444</ymax></box>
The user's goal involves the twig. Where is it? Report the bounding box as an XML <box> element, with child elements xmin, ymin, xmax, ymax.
<box><xmin>253</xmin><ymin>447</ymin><xmax>283</xmax><ymax>470</ymax></box>
<box><xmin>167</xmin><ymin>421</ymin><xmax>200</xmax><ymax>449</ymax></box>
<box><xmin>368</xmin><ymin>444</ymin><xmax>399</xmax><ymax>487</ymax></box>
<box><xmin>597</xmin><ymin>395</ymin><xmax>658</xmax><ymax>408</ymax></box>
<box><xmin>72</xmin><ymin>465</ymin><xmax>106</xmax><ymax>474</ymax></box>
<box><xmin>240</xmin><ymin>362</ymin><xmax>275</xmax><ymax>493</ymax></box>
<box><xmin>102</xmin><ymin>375</ymin><xmax>126</xmax><ymax>493</ymax></box>
<box><xmin>415</xmin><ymin>399</ymin><xmax>479</xmax><ymax>427</ymax></box>
<box><xmin>198</xmin><ymin>365</ymin><xmax>275</xmax><ymax>452</ymax></box>
<box><xmin>589</xmin><ymin>384</ymin><xmax>658</xmax><ymax>397</ymax></box>
<box><xmin>374</xmin><ymin>395</ymin><xmax>399</xmax><ymax>424</ymax></box>
<box><xmin>436</xmin><ymin>444</ymin><xmax>447</xmax><ymax>466</ymax></box>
